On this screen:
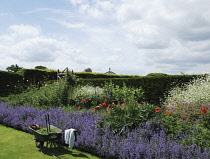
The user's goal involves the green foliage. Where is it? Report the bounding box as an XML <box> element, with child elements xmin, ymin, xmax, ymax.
<box><xmin>0</xmin><ymin>71</ymin><xmax>25</xmax><ymax>96</ymax></box>
<box><xmin>80</xmin><ymin>75</ymin><xmax>197</xmax><ymax>105</ymax></box>
<box><xmin>84</xmin><ymin>68</ymin><xmax>92</xmax><ymax>72</ymax></box>
<box><xmin>72</xmin><ymin>85</ymin><xmax>105</xmax><ymax>108</ymax></box>
<box><xmin>6</xmin><ymin>64</ymin><xmax>23</xmax><ymax>72</ymax></box>
<box><xmin>35</xmin><ymin>65</ymin><xmax>48</xmax><ymax>70</ymax></box>
<box><xmin>102</xmin><ymin>81</ymin><xmax>145</xmax><ymax>103</ymax></box>
<box><xmin>160</xmin><ymin>113</ymin><xmax>190</xmax><ymax>135</ymax></box>
<box><xmin>159</xmin><ymin>74</ymin><xmax>210</xmax><ymax>148</ymax></box>
<box><xmin>19</xmin><ymin>69</ymin><xmax>57</xmax><ymax>87</ymax></box>
<box><xmin>75</xmin><ymin>72</ymin><xmax>141</xmax><ymax>79</ymax></box>
<box><xmin>7</xmin><ymin>82</ymin><xmax>70</xmax><ymax>109</ymax></box>
<box><xmin>98</xmin><ymin>101</ymin><xmax>157</xmax><ymax>133</ymax></box>
<box><xmin>146</xmin><ymin>73</ymin><xmax>169</xmax><ymax>76</ymax></box>
<box><xmin>182</xmin><ymin>123</ymin><xmax>210</xmax><ymax>149</ymax></box>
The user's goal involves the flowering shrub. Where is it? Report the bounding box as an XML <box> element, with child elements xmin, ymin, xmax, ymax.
<box><xmin>103</xmin><ymin>82</ymin><xmax>145</xmax><ymax>103</ymax></box>
<box><xmin>156</xmin><ymin>101</ymin><xmax>210</xmax><ymax>148</ymax></box>
<box><xmin>163</xmin><ymin>74</ymin><xmax>210</xmax><ymax>106</ymax></box>
<box><xmin>98</xmin><ymin>100</ymin><xmax>157</xmax><ymax>133</ymax></box>
<box><xmin>72</xmin><ymin>85</ymin><xmax>105</xmax><ymax>107</ymax></box>
<box><xmin>1</xmin><ymin>102</ymin><xmax>210</xmax><ymax>158</ymax></box>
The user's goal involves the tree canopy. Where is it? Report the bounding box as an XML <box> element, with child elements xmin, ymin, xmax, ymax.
<box><xmin>6</xmin><ymin>64</ymin><xmax>23</xmax><ymax>73</ymax></box>
<box><xmin>84</xmin><ymin>68</ymin><xmax>92</xmax><ymax>72</ymax></box>
<box><xmin>35</xmin><ymin>66</ymin><xmax>48</xmax><ymax>70</ymax></box>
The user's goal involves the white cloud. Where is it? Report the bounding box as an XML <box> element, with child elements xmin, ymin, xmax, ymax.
<box><xmin>51</xmin><ymin>20</ymin><xmax>87</xmax><ymax>29</ymax></box>
<box><xmin>0</xmin><ymin>24</ymin><xmax>80</xmax><ymax>70</ymax></box>
<box><xmin>8</xmin><ymin>24</ymin><xmax>41</xmax><ymax>37</ymax></box>
<box><xmin>1</xmin><ymin>0</ymin><xmax>210</xmax><ymax>75</ymax></box>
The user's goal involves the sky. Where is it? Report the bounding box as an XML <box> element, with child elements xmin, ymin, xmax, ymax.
<box><xmin>1</xmin><ymin>0</ymin><xmax>210</xmax><ymax>75</ymax></box>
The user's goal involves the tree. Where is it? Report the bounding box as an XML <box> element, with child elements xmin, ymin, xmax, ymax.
<box><xmin>35</xmin><ymin>66</ymin><xmax>48</xmax><ymax>70</ymax></box>
<box><xmin>6</xmin><ymin>64</ymin><xmax>23</xmax><ymax>73</ymax></box>
<box><xmin>146</xmin><ymin>73</ymin><xmax>169</xmax><ymax>76</ymax></box>
<box><xmin>84</xmin><ymin>68</ymin><xmax>92</xmax><ymax>72</ymax></box>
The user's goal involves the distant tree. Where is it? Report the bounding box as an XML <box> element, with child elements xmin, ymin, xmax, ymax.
<box><xmin>84</xmin><ymin>68</ymin><xmax>92</xmax><ymax>72</ymax></box>
<box><xmin>6</xmin><ymin>64</ymin><xmax>23</xmax><ymax>73</ymax></box>
<box><xmin>35</xmin><ymin>66</ymin><xmax>48</xmax><ymax>70</ymax></box>
<box><xmin>146</xmin><ymin>73</ymin><xmax>169</xmax><ymax>76</ymax></box>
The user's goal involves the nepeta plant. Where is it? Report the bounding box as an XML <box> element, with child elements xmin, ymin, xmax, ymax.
<box><xmin>1</xmin><ymin>102</ymin><xmax>210</xmax><ymax>158</ymax></box>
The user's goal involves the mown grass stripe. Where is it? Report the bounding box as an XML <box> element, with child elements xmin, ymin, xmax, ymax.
<box><xmin>0</xmin><ymin>125</ymin><xmax>100</xmax><ymax>159</ymax></box>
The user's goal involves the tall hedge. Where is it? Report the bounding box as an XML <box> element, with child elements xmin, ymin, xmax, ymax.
<box><xmin>75</xmin><ymin>72</ymin><xmax>142</xmax><ymax>79</ymax></box>
<box><xmin>17</xmin><ymin>69</ymin><xmax>57</xmax><ymax>86</ymax></box>
<box><xmin>0</xmin><ymin>71</ymin><xmax>25</xmax><ymax>96</ymax></box>
<box><xmin>78</xmin><ymin>75</ymin><xmax>198</xmax><ymax>105</ymax></box>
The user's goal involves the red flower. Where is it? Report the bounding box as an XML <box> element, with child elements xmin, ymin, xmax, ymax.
<box><xmin>82</xmin><ymin>99</ymin><xmax>87</xmax><ymax>102</ymax></box>
<box><xmin>96</xmin><ymin>106</ymin><xmax>100</xmax><ymax>109</ymax></box>
<box><xmin>201</xmin><ymin>108</ymin><xmax>207</xmax><ymax>114</ymax></box>
<box><xmin>77</xmin><ymin>106</ymin><xmax>82</xmax><ymax>109</ymax></box>
<box><xmin>107</xmin><ymin>105</ymin><xmax>111</xmax><ymax>109</ymax></box>
<box><xmin>104</xmin><ymin>99</ymin><xmax>108</xmax><ymax>102</ymax></box>
<box><xmin>156</xmin><ymin>107</ymin><xmax>161</xmax><ymax>112</ymax></box>
<box><xmin>91</xmin><ymin>108</ymin><xmax>95</xmax><ymax>110</ymax></box>
<box><xmin>163</xmin><ymin>106</ymin><xmax>168</xmax><ymax>109</ymax></box>
<box><xmin>165</xmin><ymin>112</ymin><xmax>170</xmax><ymax>115</ymax></box>
<box><xmin>102</xmin><ymin>103</ymin><xmax>106</xmax><ymax>106</ymax></box>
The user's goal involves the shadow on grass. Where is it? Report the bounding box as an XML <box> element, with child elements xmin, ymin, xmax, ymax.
<box><xmin>38</xmin><ymin>145</ymin><xmax>90</xmax><ymax>159</ymax></box>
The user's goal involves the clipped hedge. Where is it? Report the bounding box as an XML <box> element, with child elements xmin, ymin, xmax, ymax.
<box><xmin>17</xmin><ymin>69</ymin><xmax>141</xmax><ymax>87</ymax></box>
<box><xmin>18</xmin><ymin>69</ymin><xmax>57</xmax><ymax>86</ymax></box>
<box><xmin>78</xmin><ymin>75</ymin><xmax>199</xmax><ymax>105</ymax></box>
<box><xmin>0</xmin><ymin>71</ymin><xmax>25</xmax><ymax>96</ymax></box>
<box><xmin>75</xmin><ymin>72</ymin><xmax>142</xmax><ymax>79</ymax></box>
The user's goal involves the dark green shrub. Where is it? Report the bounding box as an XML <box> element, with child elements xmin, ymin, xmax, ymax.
<box><xmin>0</xmin><ymin>71</ymin><xmax>25</xmax><ymax>96</ymax></box>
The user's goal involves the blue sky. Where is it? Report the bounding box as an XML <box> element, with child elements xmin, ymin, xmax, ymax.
<box><xmin>1</xmin><ymin>0</ymin><xmax>210</xmax><ymax>75</ymax></box>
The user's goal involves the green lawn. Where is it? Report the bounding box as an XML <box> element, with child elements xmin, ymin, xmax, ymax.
<box><xmin>0</xmin><ymin>125</ymin><xmax>101</xmax><ymax>159</ymax></box>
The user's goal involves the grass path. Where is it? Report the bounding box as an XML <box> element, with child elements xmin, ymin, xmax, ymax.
<box><xmin>0</xmin><ymin>125</ymin><xmax>101</xmax><ymax>159</ymax></box>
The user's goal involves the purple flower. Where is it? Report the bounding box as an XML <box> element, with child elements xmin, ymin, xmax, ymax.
<box><xmin>1</xmin><ymin>102</ymin><xmax>210</xmax><ymax>159</ymax></box>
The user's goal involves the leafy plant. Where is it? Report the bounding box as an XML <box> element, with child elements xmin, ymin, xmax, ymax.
<box><xmin>6</xmin><ymin>82</ymin><xmax>70</xmax><ymax>109</ymax></box>
<box><xmin>102</xmin><ymin>81</ymin><xmax>145</xmax><ymax>103</ymax></box>
<box><xmin>98</xmin><ymin>101</ymin><xmax>157</xmax><ymax>133</ymax></box>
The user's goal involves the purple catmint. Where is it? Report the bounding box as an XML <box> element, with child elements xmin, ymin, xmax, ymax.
<box><xmin>1</xmin><ymin>102</ymin><xmax>210</xmax><ymax>159</ymax></box>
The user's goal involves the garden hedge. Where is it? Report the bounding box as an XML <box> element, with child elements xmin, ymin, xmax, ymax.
<box><xmin>75</xmin><ymin>72</ymin><xmax>142</xmax><ymax>79</ymax></box>
<box><xmin>17</xmin><ymin>69</ymin><xmax>57</xmax><ymax>86</ymax></box>
<box><xmin>78</xmin><ymin>75</ymin><xmax>199</xmax><ymax>105</ymax></box>
<box><xmin>0</xmin><ymin>71</ymin><xmax>25</xmax><ymax>96</ymax></box>
<box><xmin>17</xmin><ymin>69</ymin><xmax>141</xmax><ymax>86</ymax></box>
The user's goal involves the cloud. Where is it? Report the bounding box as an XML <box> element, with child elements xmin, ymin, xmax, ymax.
<box><xmin>51</xmin><ymin>19</ymin><xmax>87</xmax><ymax>29</ymax></box>
<box><xmin>23</xmin><ymin>8</ymin><xmax>77</xmax><ymax>18</ymax></box>
<box><xmin>12</xmin><ymin>37</ymin><xmax>60</xmax><ymax>62</ymax></box>
<box><xmin>0</xmin><ymin>13</ymin><xmax>9</xmax><ymax>16</ymax></box>
<box><xmin>0</xmin><ymin>24</ymin><xmax>79</xmax><ymax>69</ymax></box>
<box><xmin>68</xmin><ymin>0</ymin><xmax>116</xmax><ymax>19</ymax></box>
<box><xmin>8</xmin><ymin>24</ymin><xmax>41</xmax><ymax>38</ymax></box>
<box><xmin>1</xmin><ymin>0</ymin><xmax>210</xmax><ymax>75</ymax></box>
